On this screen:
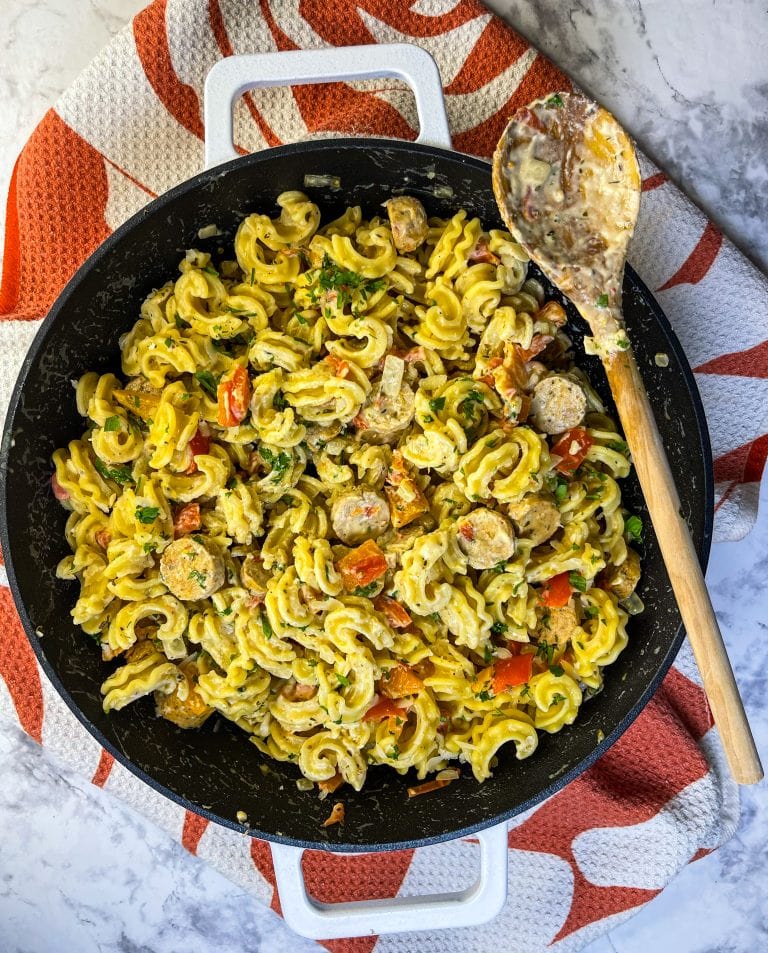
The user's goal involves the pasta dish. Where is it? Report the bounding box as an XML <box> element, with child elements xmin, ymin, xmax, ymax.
<box><xmin>51</xmin><ymin>192</ymin><xmax>642</xmax><ymax>796</ymax></box>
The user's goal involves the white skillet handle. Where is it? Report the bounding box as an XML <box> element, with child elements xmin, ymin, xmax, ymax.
<box><xmin>203</xmin><ymin>43</ymin><xmax>451</xmax><ymax>168</ymax></box>
<box><xmin>270</xmin><ymin>823</ymin><xmax>508</xmax><ymax>940</ymax></box>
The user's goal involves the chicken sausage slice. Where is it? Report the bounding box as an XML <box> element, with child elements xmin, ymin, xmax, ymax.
<box><xmin>530</xmin><ymin>375</ymin><xmax>587</xmax><ymax>435</ymax></box>
<box><xmin>385</xmin><ymin>196</ymin><xmax>428</xmax><ymax>253</ymax></box>
<box><xmin>331</xmin><ymin>489</ymin><xmax>391</xmax><ymax>545</ymax></box>
<box><xmin>357</xmin><ymin>381</ymin><xmax>415</xmax><ymax>445</ymax></box>
<box><xmin>455</xmin><ymin>507</ymin><xmax>516</xmax><ymax>570</ymax></box>
<box><xmin>601</xmin><ymin>547</ymin><xmax>641</xmax><ymax>600</ymax></box>
<box><xmin>507</xmin><ymin>497</ymin><xmax>561</xmax><ymax>546</ymax></box>
<box><xmin>160</xmin><ymin>537</ymin><xmax>225</xmax><ymax>601</ymax></box>
<box><xmin>538</xmin><ymin>604</ymin><xmax>579</xmax><ymax>645</ymax></box>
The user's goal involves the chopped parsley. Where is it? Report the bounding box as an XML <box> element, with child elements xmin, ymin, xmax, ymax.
<box><xmin>625</xmin><ymin>514</ymin><xmax>643</xmax><ymax>542</ymax></box>
<box><xmin>428</xmin><ymin>396</ymin><xmax>446</xmax><ymax>414</ymax></box>
<box><xmin>491</xmin><ymin>620</ymin><xmax>508</xmax><ymax>636</ymax></box>
<box><xmin>272</xmin><ymin>391</ymin><xmax>288</xmax><ymax>411</ymax></box>
<box><xmin>259</xmin><ymin>445</ymin><xmax>292</xmax><ymax>482</ymax></box>
<box><xmin>617</xmin><ymin>336</ymin><xmax>630</xmax><ymax>350</ymax></box>
<box><xmin>583</xmin><ymin>605</ymin><xmax>599</xmax><ymax>619</ymax></box>
<box><xmin>551</xmin><ymin>692</ymin><xmax>567</xmax><ymax>705</ymax></box>
<box><xmin>202</xmin><ymin>265</ymin><xmax>219</xmax><ymax>277</ymax></box>
<box><xmin>550</xmin><ymin>664</ymin><xmax>565</xmax><ymax>677</ymax></box>
<box><xmin>483</xmin><ymin>644</ymin><xmax>494</xmax><ymax>664</ymax></box>
<box><xmin>335</xmin><ymin>672</ymin><xmax>351</xmax><ymax>688</ymax></box>
<box><xmin>93</xmin><ymin>458</ymin><xmax>134</xmax><ymax>486</ymax></box>
<box><xmin>261</xmin><ymin>613</ymin><xmax>274</xmax><ymax>640</ymax></box>
<box><xmin>536</xmin><ymin>641</ymin><xmax>555</xmax><ymax>665</ymax></box>
<box><xmin>546</xmin><ymin>93</ymin><xmax>564</xmax><ymax>107</ymax></box>
<box><xmin>312</xmin><ymin>254</ymin><xmax>385</xmax><ymax>308</ymax></box>
<box><xmin>188</xmin><ymin>569</ymin><xmax>207</xmax><ymax>587</ymax></box>
<box><xmin>104</xmin><ymin>415</ymin><xmax>122</xmax><ymax>432</ymax></box>
<box><xmin>388</xmin><ymin>745</ymin><xmax>400</xmax><ymax>760</ymax></box>
<box><xmin>135</xmin><ymin>506</ymin><xmax>160</xmax><ymax>524</ymax></box>
<box><xmin>195</xmin><ymin>369</ymin><xmax>219</xmax><ymax>399</ymax></box>
<box><xmin>458</xmin><ymin>389</ymin><xmax>486</xmax><ymax>420</ymax></box>
<box><xmin>174</xmin><ymin>315</ymin><xmax>191</xmax><ymax>330</ymax></box>
<box><xmin>569</xmin><ymin>572</ymin><xmax>587</xmax><ymax>592</ymax></box>
<box><xmin>352</xmin><ymin>581</ymin><xmax>379</xmax><ymax>597</ymax></box>
<box><xmin>476</xmin><ymin>690</ymin><xmax>493</xmax><ymax>703</ymax></box>
<box><xmin>142</xmin><ymin>541</ymin><xmax>157</xmax><ymax>554</ymax></box>
<box><xmin>596</xmin><ymin>293</ymin><xmax>609</xmax><ymax>308</ymax></box>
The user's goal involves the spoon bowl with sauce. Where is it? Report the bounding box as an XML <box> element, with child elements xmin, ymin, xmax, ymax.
<box><xmin>493</xmin><ymin>92</ymin><xmax>762</xmax><ymax>785</ymax></box>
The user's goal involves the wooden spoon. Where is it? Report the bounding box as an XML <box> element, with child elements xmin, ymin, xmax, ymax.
<box><xmin>492</xmin><ymin>91</ymin><xmax>762</xmax><ymax>784</ymax></box>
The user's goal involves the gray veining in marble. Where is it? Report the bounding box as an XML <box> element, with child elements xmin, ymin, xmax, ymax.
<box><xmin>1</xmin><ymin>1</ymin><xmax>767</xmax><ymax>952</ymax></box>
<box><xmin>0</xmin><ymin>724</ymin><xmax>320</xmax><ymax>953</ymax></box>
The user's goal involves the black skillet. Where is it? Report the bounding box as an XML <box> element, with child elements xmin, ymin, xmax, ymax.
<box><xmin>0</xmin><ymin>50</ymin><xmax>712</xmax><ymax>859</ymax></box>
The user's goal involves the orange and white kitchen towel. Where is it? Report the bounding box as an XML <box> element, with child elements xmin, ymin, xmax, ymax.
<box><xmin>0</xmin><ymin>0</ymin><xmax>762</xmax><ymax>950</ymax></box>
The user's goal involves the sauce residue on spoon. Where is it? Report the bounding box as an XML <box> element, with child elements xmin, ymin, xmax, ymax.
<box><xmin>492</xmin><ymin>92</ymin><xmax>641</xmax><ymax>357</ymax></box>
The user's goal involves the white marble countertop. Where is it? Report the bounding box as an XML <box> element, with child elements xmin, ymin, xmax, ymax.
<box><xmin>1</xmin><ymin>2</ymin><xmax>767</xmax><ymax>952</ymax></box>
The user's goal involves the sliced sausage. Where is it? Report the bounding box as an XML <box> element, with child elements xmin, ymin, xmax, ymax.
<box><xmin>357</xmin><ymin>381</ymin><xmax>415</xmax><ymax>445</ymax></box>
<box><xmin>601</xmin><ymin>547</ymin><xmax>641</xmax><ymax>600</ymax></box>
<box><xmin>385</xmin><ymin>196</ymin><xmax>428</xmax><ymax>253</ymax></box>
<box><xmin>507</xmin><ymin>497</ymin><xmax>561</xmax><ymax>546</ymax></box>
<box><xmin>155</xmin><ymin>658</ymin><xmax>213</xmax><ymax>728</ymax></box>
<box><xmin>331</xmin><ymin>489</ymin><xmax>391</xmax><ymax>545</ymax></box>
<box><xmin>455</xmin><ymin>508</ymin><xmax>516</xmax><ymax>570</ymax></box>
<box><xmin>530</xmin><ymin>375</ymin><xmax>587</xmax><ymax>435</ymax></box>
<box><xmin>160</xmin><ymin>536</ymin><xmax>225</xmax><ymax>601</ymax></box>
<box><xmin>538</xmin><ymin>604</ymin><xmax>579</xmax><ymax>645</ymax></box>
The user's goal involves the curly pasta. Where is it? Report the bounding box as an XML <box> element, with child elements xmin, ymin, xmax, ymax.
<box><xmin>53</xmin><ymin>193</ymin><xmax>641</xmax><ymax>792</ymax></box>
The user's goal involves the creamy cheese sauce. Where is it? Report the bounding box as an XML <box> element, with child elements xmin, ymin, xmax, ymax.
<box><xmin>493</xmin><ymin>93</ymin><xmax>640</xmax><ymax>356</ymax></box>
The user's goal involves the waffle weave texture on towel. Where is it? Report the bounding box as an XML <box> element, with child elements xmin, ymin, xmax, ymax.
<box><xmin>0</xmin><ymin>1</ymin><xmax>758</xmax><ymax>950</ymax></box>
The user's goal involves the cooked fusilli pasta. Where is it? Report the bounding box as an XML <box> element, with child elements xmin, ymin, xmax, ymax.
<box><xmin>52</xmin><ymin>194</ymin><xmax>642</xmax><ymax>792</ymax></box>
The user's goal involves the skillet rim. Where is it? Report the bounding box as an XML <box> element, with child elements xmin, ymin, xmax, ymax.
<box><xmin>0</xmin><ymin>137</ymin><xmax>714</xmax><ymax>852</ymax></box>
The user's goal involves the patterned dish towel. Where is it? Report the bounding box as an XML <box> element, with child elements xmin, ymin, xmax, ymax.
<box><xmin>1</xmin><ymin>0</ymin><xmax>764</xmax><ymax>949</ymax></box>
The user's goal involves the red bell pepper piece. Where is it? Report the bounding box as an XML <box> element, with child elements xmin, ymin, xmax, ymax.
<box><xmin>539</xmin><ymin>571</ymin><xmax>573</xmax><ymax>608</ymax></box>
<box><xmin>551</xmin><ymin>427</ymin><xmax>593</xmax><ymax>474</ymax></box>
<box><xmin>336</xmin><ymin>539</ymin><xmax>388</xmax><ymax>591</ymax></box>
<box><xmin>217</xmin><ymin>366</ymin><xmax>251</xmax><ymax>427</ymax></box>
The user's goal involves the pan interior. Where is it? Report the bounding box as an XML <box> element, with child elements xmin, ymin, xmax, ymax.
<box><xmin>0</xmin><ymin>140</ymin><xmax>711</xmax><ymax>851</ymax></box>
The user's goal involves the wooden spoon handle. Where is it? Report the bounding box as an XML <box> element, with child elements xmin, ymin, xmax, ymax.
<box><xmin>603</xmin><ymin>346</ymin><xmax>763</xmax><ymax>784</ymax></box>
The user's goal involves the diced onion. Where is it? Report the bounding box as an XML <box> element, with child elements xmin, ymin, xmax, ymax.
<box><xmin>432</xmin><ymin>184</ymin><xmax>454</xmax><ymax>199</ymax></box>
<box><xmin>621</xmin><ymin>591</ymin><xmax>645</xmax><ymax>615</ymax></box>
<box><xmin>304</xmin><ymin>174</ymin><xmax>341</xmax><ymax>190</ymax></box>
<box><xmin>198</xmin><ymin>224</ymin><xmax>221</xmax><ymax>239</ymax></box>
<box><xmin>436</xmin><ymin>767</ymin><xmax>460</xmax><ymax>781</ymax></box>
<box><xmin>381</xmin><ymin>354</ymin><xmax>405</xmax><ymax>397</ymax></box>
<box><xmin>654</xmin><ymin>352</ymin><xmax>669</xmax><ymax>367</ymax></box>
<box><xmin>236</xmin><ymin>810</ymin><xmax>248</xmax><ymax>824</ymax></box>
<box><xmin>296</xmin><ymin>778</ymin><xmax>315</xmax><ymax>791</ymax></box>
